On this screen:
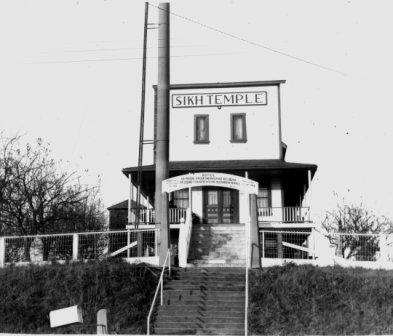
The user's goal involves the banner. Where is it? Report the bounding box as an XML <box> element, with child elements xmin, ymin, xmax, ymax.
<box><xmin>162</xmin><ymin>172</ymin><xmax>258</xmax><ymax>194</ymax></box>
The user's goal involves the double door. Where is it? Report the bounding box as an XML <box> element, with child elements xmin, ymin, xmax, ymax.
<box><xmin>203</xmin><ymin>187</ymin><xmax>239</xmax><ymax>224</ymax></box>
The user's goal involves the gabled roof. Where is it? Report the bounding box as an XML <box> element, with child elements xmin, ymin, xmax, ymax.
<box><xmin>107</xmin><ymin>199</ymin><xmax>146</xmax><ymax>210</ymax></box>
<box><xmin>122</xmin><ymin>159</ymin><xmax>317</xmax><ymax>177</ymax></box>
<box><xmin>107</xmin><ymin>200</ymin><xmax>128</xmax><ymax>210</ymax></box>
<box><xmin>152</xmin><ymin>80</ymin><xmax>286</xmax><ymax>90</ymax></box>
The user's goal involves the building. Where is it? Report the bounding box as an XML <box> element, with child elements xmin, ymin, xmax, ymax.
<box><xmin>109</xmin><ymin>80</ymin><xmax>317</xmax><ymax>266</ymax></box>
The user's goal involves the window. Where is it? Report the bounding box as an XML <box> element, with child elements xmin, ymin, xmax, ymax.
<box><xmin>172</xmin><ymin>189</ymin><xmax>189</xmax><ymax>208</ymax></box>
<box><xmin>231</xmin><ymin>114</ymin><xmax>247</xmax><ymax>142</ymax></box>
<box><xmin>194</xmin><ymin>115</ymin><xmax>209</xmax><ymax>143</ymax></box>
<box><xmin>257</xmin><ymin>187</ymin><xmax>271</xmax><ymax>208</ymax></box>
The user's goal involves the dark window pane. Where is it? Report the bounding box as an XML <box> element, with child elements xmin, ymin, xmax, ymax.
<box><xmin>195</xmin><ymin>115</ymin><xmax>209</xmax><ymax>142</ymax></box>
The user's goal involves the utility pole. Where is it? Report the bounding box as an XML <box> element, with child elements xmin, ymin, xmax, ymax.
<box><xmin>135</xmin><ymin>2</ymin><xmax>149</xmax><ymax>257</ymax></box>
<box><xmin>155</xmin><ymin>2</ymin><xmax>170</xmax><ymax>265</ymax></box>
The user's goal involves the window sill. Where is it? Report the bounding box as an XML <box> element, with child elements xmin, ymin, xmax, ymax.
<box><xmin>230</xmin><ymin>139</ymin><xmax>247</xmax><ymax>143</ymax></box>
<box><xmin>194</xmin><ymin>141</ymin><xmax>210</xmax><ymax>144</ymax></box>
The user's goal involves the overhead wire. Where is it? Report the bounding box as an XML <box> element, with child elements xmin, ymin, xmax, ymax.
<box><xmin>148</xmin><ymin>3</ymin><xmax>347</xmax><ymax>77</ymax></box>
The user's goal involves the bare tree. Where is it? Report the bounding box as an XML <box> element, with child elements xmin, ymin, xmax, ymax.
<box><xmin>322</xmin><ymin>203</ymin><xmax>392</xmax><ymax>260</ymax></box>
<box><xmin>0</xmin><ymin>134</ymin><xmax>106</xmax><ymax>236</ymax></box>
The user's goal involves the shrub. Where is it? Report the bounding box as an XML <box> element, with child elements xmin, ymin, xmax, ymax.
<box><xmin>0</xmin><ymin>260</ymin><xmax>159</xmax><ymax>334</ymax></box>
<box><xmin>249</xmin><ymin>264</ymin><xmax>393</xmax><ymax>335</ymax></box>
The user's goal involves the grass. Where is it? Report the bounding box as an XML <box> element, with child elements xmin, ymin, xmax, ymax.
<box><xmin>249</xmin><ymin>263</ymin><xmax>393</xmax><ymax>335</ymax></box>
<box><xmin>0</xmin><ymin>260</ymin><xmax>159</xmax><ymax>334</ymax></box>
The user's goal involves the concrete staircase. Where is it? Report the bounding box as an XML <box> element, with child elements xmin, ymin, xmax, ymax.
<box><xmin>154</xmin><ymin>267</ymin><xmax>245</xmax><ymax>335</ymax></box>
<box><xmin>188</xmin><ymin>223</ymin><xmax>246</xmax><ymax>267</ymax></box>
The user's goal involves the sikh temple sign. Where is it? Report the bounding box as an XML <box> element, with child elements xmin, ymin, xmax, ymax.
<box><xmin>172</xmin><ymin>91</ymin><xmax>267</xmax><ymax>108</ymax></box>
<box><xmin>162</xmin><ymin>172</ymin><xmax>258</xmax><ymax>195</ymax></box>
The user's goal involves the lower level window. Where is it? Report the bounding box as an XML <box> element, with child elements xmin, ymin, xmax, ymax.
<box><xmin>172</xmin><ymin>189</ymin><xmax>189</xmax><ymax>208</ymax></box>
<box><xmin>257</xmin><ymin>187</ymin><xmax>271</xmax><ymax>208</ymax></box>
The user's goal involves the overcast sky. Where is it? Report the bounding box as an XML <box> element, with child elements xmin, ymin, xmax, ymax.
<box><xmin>1</xmin><ymin>0</ymin><xmax>392</xmax><ymax>222</ymax></box>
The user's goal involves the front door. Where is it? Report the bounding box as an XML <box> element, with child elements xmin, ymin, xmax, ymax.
<box><xmin>204</xmin><ymin>187</ymin><xmax>238</xmax><ymax>224</ymax></box>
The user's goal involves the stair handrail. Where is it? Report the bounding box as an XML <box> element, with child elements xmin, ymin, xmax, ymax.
<box><xmin>178</xmin><ymin>207</ymin><xmax>193</xmax><ymax>267</ymax></box>
<box><xmin>245</xmin><ymin>216</ymin><xmax>251</xmax><ymax>336</ymax></box>
<box><xmin>146</xmin><ymin>248</ymin><xmax>171</xmax><ymax>335</ymax></box>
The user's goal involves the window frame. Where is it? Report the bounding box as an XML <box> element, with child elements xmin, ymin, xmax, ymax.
<box><xmin>230</xmin><ymin>113</ymin><xmax>247</xmax><ymax>143</ymax></box>
<box><xmin>257</xmin><ymin>186</ymin><xmax>272</xmax><ymax>209</ymax></box>
<box><xmin>172</xmin><ymin>189</ymin><xmax>189</xmax><ymax>209</ymax></box>
<box><xmin>194</xmin><ymin>114</ymin><xmax>210</xmax><ymax>144</ymax></box>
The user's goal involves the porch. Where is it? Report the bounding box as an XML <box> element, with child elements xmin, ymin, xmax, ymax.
<box><xmin>128</xmin><ymin>206</ymin><xmax>312</xmax><ymax>226</ymax></box>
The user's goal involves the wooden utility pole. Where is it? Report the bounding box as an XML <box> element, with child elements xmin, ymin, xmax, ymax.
<box><xmin>155</xmin><ymin>2</ymin><xmax>170</xmax><ymax>265</ymax></box>
<box><xmin>135</xmin><ymin>2</ymin><xmax>149</xmax><ymax>257</ymax></box>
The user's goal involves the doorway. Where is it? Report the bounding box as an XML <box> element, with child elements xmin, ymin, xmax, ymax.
<box><xmin>203</xmin><ymin>187</ymin><xmax>239</xmax><ymax>224</ymax></box>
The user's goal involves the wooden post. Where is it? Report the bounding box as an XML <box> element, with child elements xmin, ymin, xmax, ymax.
<box><xmin>277</xmin><ymin>233</ymin><xmax>283</xmax><ymax>258</ymax></box>
<box><xmin>379</xmin><ymin>234</ymin><xmax>387</xmax><ymax>263</ymax></box>
<box><xmin>249</xmin><ymin>194</ymin><xmax>261</xmax><ymax>268</ymax></box>
<box><xmin>0</xmin><ymin>237</ymin><xmax>5</xmax><ymax>267</ymax></box>
<box><xmin>127</xmin><ymin>230</ymin><xmax>131</xmax><ymax>258</ymax></box>
<box><xmin>97</xmin><ymin>309</ymin><xmax>108</xmax><ymax>334</ymax></box>
<box><xmin>155</xmin><ymin>2</ymin><xmax>171</xmax><ymax>266</ymax></box>
<box><xmin>72</xmin><ymin>234</ymin><xmax>79</xmax><ymax>261</ymax></box>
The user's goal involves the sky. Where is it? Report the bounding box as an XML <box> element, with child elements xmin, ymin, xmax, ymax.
<box><xmin>1</xmin><ymin>0</ymin><xmax>393</xmax><ymax>223</ymax></box>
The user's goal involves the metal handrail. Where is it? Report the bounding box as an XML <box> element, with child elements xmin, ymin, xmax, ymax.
<box><xmin>147</xmin><ymin>249</ymin><xmax>171</xmax><ymax>335</ymax></box>
<box><xmin>245</xmin><ymin>265</ymin><xmax>249</xmax><ymax>336</ymax></box>
<box><xmin>244</xmin><ymin>218</ymin><xmax>250</xmax><ymax>336</ymax></box>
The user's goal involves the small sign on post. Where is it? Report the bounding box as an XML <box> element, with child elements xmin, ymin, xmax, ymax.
<box><xmin>49</xmin><ymin>305</ymin><xmax>83</xmax><ymax>328</ymax></box>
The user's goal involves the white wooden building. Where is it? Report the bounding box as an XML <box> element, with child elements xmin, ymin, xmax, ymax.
<box><xmin>113</xmin><ymin>80</ymin><xmax>317</xmax><ymax>265</ymax></box>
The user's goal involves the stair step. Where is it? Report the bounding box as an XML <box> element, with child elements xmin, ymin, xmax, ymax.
<box><xmin>157</xmin><ymin>310</ymin><xmax>244</xmax><ymax>318</ymax></box>
<box><xmin>155</xmin><ymin>315</ymin><xmax>244</xmax><ymax>323</ymax></box>
<box><xmin>154</xmin><ymin>321</ymin><xmax>245</xmax><ymax>329</ymax></box>
<box><xmin>165</xmin><ymin>285</ymin><xmax>245</xmax><ymax>291</ymax></box>
<box><xmin>158</xmin><ymin>304</ymin><xmax>246</xmax><ymax>313</ymax></box>
<box><xmin>154</xmin><ymin>327</ymin><xmax>244</xmax><ymax>335</ymax></box>
<box><xmin>164</xmin><ymin>297</ymin><xmax>245</xmax><ymax>306</ymax></box>
<box><xmin>164</xmin><ymin>290</ymin><xmax>245</xmax><ymax>297</ymax></box>
<box><xmin>175</xmin><ymin>267</ymin><xmax>245</xmax><ymax>273</ymax></box>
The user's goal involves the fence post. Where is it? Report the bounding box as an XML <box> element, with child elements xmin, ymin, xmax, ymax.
<box><xmin>127</xmin><ymin>230</ymin><xmax>131</xmax><ymax>258</ymax></box>
<box><xmin>72</xmin><ymin>234</ymin><xmax>79</xmax><ymax>261</ymax></box>
<box><xmin>97</xmin><ymin>309</ymin><xmax>108</xmax><ymax>334</ymax></box>
<box><xmin>379</xmin><ymin>234</ymin><xmax>388</xmax><ymax>263</ymax></box>
<box><xmin>0</xmin><ymin>237</ymin><xmax>5</xmax><ymax>267</ymax></box>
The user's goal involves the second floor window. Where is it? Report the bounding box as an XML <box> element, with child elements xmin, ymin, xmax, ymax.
<box><xmin>231</xmin><ymin>113</ymin><xmax>247</xmax><ymax>142</ymax></box>
<box><xmin>194</xmin><ymin>114</ymin><xmax>209</xmax><ymax>143</ymax></box>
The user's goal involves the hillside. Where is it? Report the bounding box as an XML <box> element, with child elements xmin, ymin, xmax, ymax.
<box><xmin>0</xmin><ymin>260</ymin><xmax>158</xmax><ymax>334</ymax></box>
<box><xmin>250</xmin><ymin>264</ymin><xmax>393</xmax><ymax>335</ymax></box>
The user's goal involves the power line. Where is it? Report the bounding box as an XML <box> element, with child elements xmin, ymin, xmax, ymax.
<box><xmin>36</xmin><ymin>43</ymin><xmax>235</xmax><ymax>54</ymax></box>
<box><xmin>28</xmin><ymin>51</ymin><xmax>243</xmax><ymax>64</ymax></box>
<box><xmin>149</xmin><ymin>3</ymin><xmax>347</xmax><ymax>77</ymax></box>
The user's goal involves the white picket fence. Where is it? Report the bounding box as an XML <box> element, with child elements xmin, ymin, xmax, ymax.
<box><xmin>260</xmin><ymin>229</ymin><xmax>393</xmax><ymax>269</ymax></box>
<box><xmin>0</xmin><ymin>229</ymin><xmax>158</xmax><ymax>267</ymax></box>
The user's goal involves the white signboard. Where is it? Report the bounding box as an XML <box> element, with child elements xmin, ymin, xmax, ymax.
<box><xmin>49</xmin><ymin>305</ymin><xmax>83</xmax><ymax>328</ymax></box>
<box><xmin>172</xmin><ymin>91</ymin><xmax>267</xmax><ymax>108</ymax></box>
<box><xmin>162</xmin><ymin>172</ymin><xmax>258</xmax><ymax>195</ymax></box>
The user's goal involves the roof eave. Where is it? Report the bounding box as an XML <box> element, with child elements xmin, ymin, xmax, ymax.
<box><xmin>152</xmin><ymin>80</ymin><xmax>286</xmax><ymax>90</ymax></box>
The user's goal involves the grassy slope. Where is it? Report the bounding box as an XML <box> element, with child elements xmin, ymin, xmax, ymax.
<box><xmin>249</xmin><ymin>264</ymin><xmax>393</xmax><ymax>335</ymax></box>
<box><xmin>0</xmin><ymin>260</ymin><xmax>158</xmax><ymax>334</ymax></box>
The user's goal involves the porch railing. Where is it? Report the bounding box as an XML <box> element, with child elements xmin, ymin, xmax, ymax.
<box><xmin>0</xmin><ymin>229</ymin><xmax>158</xmax><ymax>266</ymax></box>
<box><xmin>129</xmin><ymin>208</ymin><xmax>187</xmax><ymax>225</ymax></box>
<box><xmin>258</xmin><ymin>206</ymin><xmax>310</xmax><ymax>223</ymax></box>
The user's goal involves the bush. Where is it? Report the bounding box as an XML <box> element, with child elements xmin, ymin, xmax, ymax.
<box><xmin>249</xmin><ymin>263</ymin><xmax>393</xmax><ymax>335</ymax></box>
<box><xmin>0</xmin><ymin>260</ymin><xmax>159</xmax><ymax>334</ymax></box>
